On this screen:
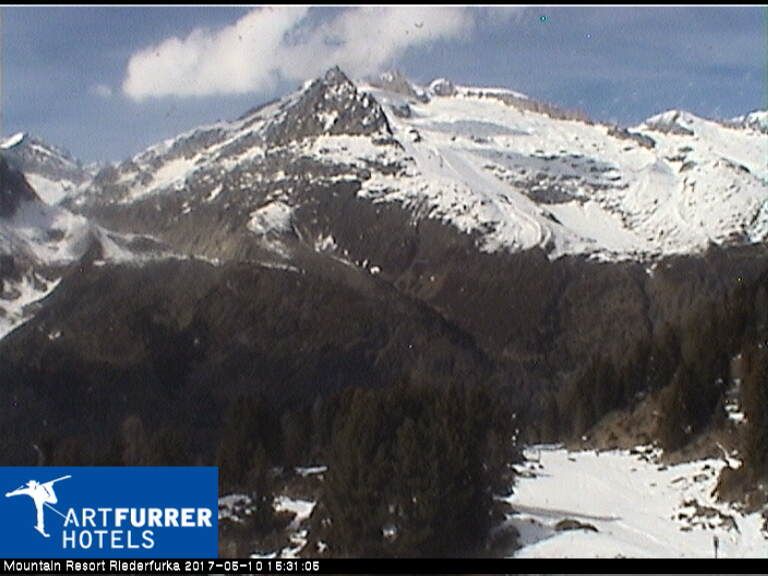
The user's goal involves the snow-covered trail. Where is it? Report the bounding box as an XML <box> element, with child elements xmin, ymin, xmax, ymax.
<box><xmin>505</xmin><ymin>446</ymin><xmax>767</xmax><ymax>558</ymax></box>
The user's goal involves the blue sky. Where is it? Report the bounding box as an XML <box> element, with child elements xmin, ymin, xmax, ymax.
<box><xmin>2</xmin><ymin>6</ymin><xmax>765</xmax><ymax>163</ymax></box>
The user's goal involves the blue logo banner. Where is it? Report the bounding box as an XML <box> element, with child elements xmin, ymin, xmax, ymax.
<box><xmin>0</xmin><ymin>467</ymin><xmax>218</xmax><ymax>558</ymax></box>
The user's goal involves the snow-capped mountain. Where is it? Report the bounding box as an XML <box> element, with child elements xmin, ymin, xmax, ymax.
<box><xmin>0</xmin><ymin>156</ymin><xmax>166</xmax><ymax>337</ymax></box>
<box><xmin>4</xmin><ymin>67</ymin><xmax>766</xmax><ymax>352</ymax></box>
<box><xmin>0</xmin><ymin>156</ymin><xmax>85</xmax><ymax>336</ymax></box>
<box><xmin>729</xmin><ymin>110</ymin><xmax>768</xmax><ymax>134</ymax></box>
<box><xmin>65</xmin><ymin>68</ymin><xmax>767</xmax><ymax>265</ymax></box>
<box><xmin>1</xmin><ymin>132</ymin><xmax>95</xmax><ymax>205</ymax></box>
<box><xmin>2</xmin><ymin>67</ymin><xmax>768</xmax><ymax>543</ymax></box>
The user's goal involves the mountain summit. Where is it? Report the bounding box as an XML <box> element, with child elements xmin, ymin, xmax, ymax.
<box><xmin>265</xmin><ymin>66</ymin><xmax>393</xmax><ymax>145</ymax></box>
<box><xmin>0</xmin><ymin>133</ymin><xmax>94</xmax><ymax>205</ymax></box>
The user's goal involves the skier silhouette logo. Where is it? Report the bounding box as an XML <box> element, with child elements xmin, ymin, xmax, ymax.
<box><xmin>5</xmin><ymin>475</ymin><xmax>71</xmax><ymax>538</ymax></box>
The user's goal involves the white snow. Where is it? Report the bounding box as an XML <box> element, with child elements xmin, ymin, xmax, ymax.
<box><xmin>0</xmin><ymin>275</ymin><xmax>61</xmax><ymax>339</ymax></box>
<box><xmin>247</xmin><ymin>496</ymin><xmax>316</xmax><ymax>559</ymax></box>
<box><xmin>274</xmin><ymin>496</ymin><xmax>316</xmax><ymax>531</ymax></box>
<box><xmin>0</xmin><ymin>132</ymin><xmax>25</xmax><ymax>149</ymax></box>
<box><xmin>313</xmin><ymin>234</ymin><xmax>337</xmax><ymax>253</ymax></box>
<box><xmin>547</xmin><ymin>200</ymin><xmax>647</xmax><ymax>259</ymax></box>
<box><xmin>742</xmin><ymin>110</ymin><xmax>768</xmax><ymax>133</ymax></box>
<box><xmin>25</xmin><ymin>173</ymin><xmax>77</xmax><ymax>205</ymax></box>
<box><xmin>504</xmin><ymin>446</ymin><xmax>767</xmax><ymax>558</ymax></box>
<box><xmin>218</xmin><ymin>493</ymin><xmax>254</xmax><ymax>524</ymax></box>
<box><xmin>294</xmin><ymin>465</ymin><xmax>327</xmax><ymax>477</ymax></box>
<box><xmin>206</xmin><ymin>185</ymin><xmax>223</xmax><ymax>202</ymax></box>
<box><xmin>317</xmin><ymin>110</ymin><xmax>339</xmax><ymax>132</ymax></box>
<box><xmin>272</xmin><ymin>496</ymin><xmax>316</xmax><ymax>558</ymax></box>
<box><xmin>247</xmin><ymin>201</ymin><xmax>293</xmax><ymax>236</ymax></box>
<box><xmin>347</xmin><ymin>83</ymin><xmax>768</xmax><ymax>260</ymax></box>
<box><xmin>223</xmin><ymin>462</ymin><xmax>320</xmax><ymax>558</ymax></box>
<box><xmin>0</xmin><ymin>200</ymin><xmax>92</xmax><ymax>266</ymax></box>
<box><xmin>126</xmin><ymin>155</ymin><xmax>200</xmax><ymax>202</ymax></box>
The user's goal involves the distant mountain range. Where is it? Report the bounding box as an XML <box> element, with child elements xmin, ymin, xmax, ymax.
<box><xmin>5</xmin><ymin>68</ymin><xmax>766</xmax><ymax>265</ymax></box>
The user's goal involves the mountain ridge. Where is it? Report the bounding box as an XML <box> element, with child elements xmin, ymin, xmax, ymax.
<box><xmin>13</xmin><ymin>69</ymin><xmax>751</xmax><ymax>266</ymax></box>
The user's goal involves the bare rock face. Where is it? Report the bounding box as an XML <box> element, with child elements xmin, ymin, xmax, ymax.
<box><xmin>266</xmin><ymin>66</ymin><xmax>392</xmax><ymax>146</ymax></box>
<box><xmin>555</xmin><ymin>518</ymin><xmax>599</xmax><ymax>532</ymax></box>
<box><xmin>1</xmin><ymin>134</ymin><xmax>89</xmax><ymax>185</ymax></box>
<box><xmin>0</xmin><ymin>156</ymin><xmax>40</xmax><ymax>218</ymax></box>
<box><xmin>607</xmin><ymin>125</ymin><xmax>656</xmax><ymax>149</ymax></box>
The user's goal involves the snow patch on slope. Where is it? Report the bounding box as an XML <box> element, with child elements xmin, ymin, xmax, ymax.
<box><xmin>506</xmin><ymin>446</ymin><xmax>767</xmax><ymax>558</ymax></box>
<box><xmin>247</xmin><ymin>201</ymin><xmax>293</xmax><ymax>236</ymax></box>
<box><xmin>0</xmin><ymin>132</ymin><xmax>25</xmax><ymax>150</ymax></box>
<box><xmin>0</xmin><ymin>201</ymin><xmax>92</xmax><ymax>266</ymax></box>
<box><xmin>0</xmin><ymin>274</ymin><xmax>61</xmax><ymax>339</ymax></box>
<box><xmin>25</xmin><ymin>173</ymin><xmax>80</xmax><ymax>205</ymax></box>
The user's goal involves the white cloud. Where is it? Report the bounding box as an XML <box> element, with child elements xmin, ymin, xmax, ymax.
<box><xmin>279</xmin><ymin>7</ymin><xmax>473</xmax><ymax>79</ymax></box>
<box><xmin>90</xmin><ymin>83</ymin><xmax>113</xmax><ymax>98</ymax></box>
<box><xmin>474</xmin><ymin>6</ymin><xmax>529</xmax><ymax>26</ymax></box>
<box><xmin>123</xmin><ymin>7</ymin><xmax>309</xmax><ymax>100</ymax></box>
<box><xmin>122</xmin><ymin>6</ymin><xmax>479</xmax><ymax>101</ymax></box>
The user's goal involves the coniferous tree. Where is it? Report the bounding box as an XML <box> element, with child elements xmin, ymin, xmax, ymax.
<box><xmin>657</xmin><ymin>364</ymin><xmax>696</xmax><ymax>450</ymax></box>
<box><xmin>280</xmin><ymin>409</ymin><xmax>310</xmax><ymax>467</ymax></box>
<box><xmin>743</xmin><ymin>347</ymin><xmax>768</xmax><ymax>479</ymax></box>
<box><xmin>319</xmin><ymin>383</ymin><xmax>513</xmax><ymax>557</ymax></box>
<box><xmin>217</xmin><ymin>393</ymin><xmax>281</xmax><ymax>482</ymax></box>
<box><xmin>537</xmin><ymin>390</ymin><xmax>560</xmax><ymax>443</ymax></box>
<box><xmin>216</xmin><ymin>393</ymin><xmax>276</xmax><ymax>531</ymax></box>
<box><xmin>322</xmin><ymin>388</ymin><xmax>393</xmax><ymax>556</ymax></box>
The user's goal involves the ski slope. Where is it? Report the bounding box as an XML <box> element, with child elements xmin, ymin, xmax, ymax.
<box><xmin>505</xmin><ymin>446</ymin><xmax>767</xmax><ymax>558</ymax></box>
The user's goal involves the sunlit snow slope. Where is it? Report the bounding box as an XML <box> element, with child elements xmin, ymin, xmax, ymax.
<box><xmin>1</xmin><ymin>132</ymin><xmax>94</xmax><ymax>205</ymax></box>
<box><xmin>505</xmin><ymin>446</ymin><xmax>767</xmax><ymax>558</ymax></box>
<box><xmin>363</xmin><ymin>82</ymin><xmax>768</xmax><ymax>260</ymax></box>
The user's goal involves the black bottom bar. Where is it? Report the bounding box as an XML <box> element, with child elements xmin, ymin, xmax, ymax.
<box><xmin>0</xmin><ymin>557</ymin><xmax>762</xmax><ymax>575</ymax></box>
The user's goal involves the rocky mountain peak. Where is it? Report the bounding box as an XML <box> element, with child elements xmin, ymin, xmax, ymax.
<box><xmin>642</xmin><ymin>110</ymin><xmax>700</xmax><ymax>136</ymax></box>
<box><xmin>367</xmin><ymin>70</ymin><xmax>430</xmax><ymax>103</ymax></box>
<box><xmin>429</xmin><ymin>77</ymin><xmax>457</xmax><ymax>97</ymax></box>
<box><xmin>265</xmin><ymin>66</ymin><xmax>392</xmax><ymax>146</ymax></box>
<box><xmin>736</xmin><ymin>110</ymin><xmax>768</xmax><ymax>134</ymax></box>
<box><xmin>322</xmin><ymin>65</ymin><xmax>351</xmax><ymax>86</ymax></box>
<box><xmin>0</xmin><ymin>133</ymin><xmax>93</xmax><ymax>205</ymax></box>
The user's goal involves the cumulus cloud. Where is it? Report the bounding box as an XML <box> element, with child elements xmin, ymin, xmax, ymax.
<box><xmin>123</xmin><ymin>7</ymin><xmax>309</xmax><ymax>100</ymax></box>
<box><xmin>280</xmin><ymin>7</ymin><xmax>473</xmax><ymax>79</ymax></box>
<box><xmin>122</xmin><ymin>6</ymin><xmax>483</xmax><ymax>101</ymax></box>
